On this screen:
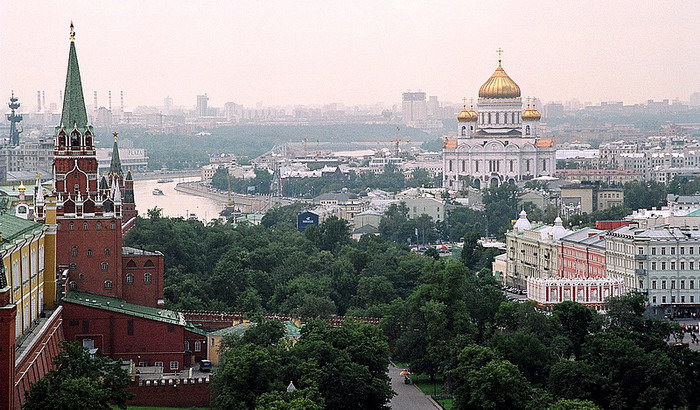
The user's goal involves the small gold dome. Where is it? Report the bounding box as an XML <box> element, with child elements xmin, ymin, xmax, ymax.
<box><xmin>18</xmin><ymin>183</ymin><xmax>26</xmax><ymax>193</ymax></box>
<box><xmin>522</xmin><ymin>104</ymin><xmax>541</xmax><ymax>121</ymax></box>
<box><xmin>457</xmin><ymin>105</ymin><xmax>478</xmax><ymax>122</ymax></box>
<box><xmin>478</xmin><ymin>63</ymin><xmax>521</xmax><ymax>99</ymax></box>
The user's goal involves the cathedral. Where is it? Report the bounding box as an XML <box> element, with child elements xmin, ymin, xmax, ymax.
<box><xmin>442</xmin><ymin>51</ymin><xmax>555</xmax><ymax>190</ymax></box>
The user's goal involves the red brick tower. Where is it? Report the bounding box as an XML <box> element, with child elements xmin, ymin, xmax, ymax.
<box><xmin>49</xmin><ymin>23</ymin><xmax>125</xmax><ymax>298</ymax></box>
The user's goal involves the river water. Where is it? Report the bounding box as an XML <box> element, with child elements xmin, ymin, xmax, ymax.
<box><xmin>133</xmin><ymin>177</ymin><xmax>224</xmax><ymax>222</ymax></box>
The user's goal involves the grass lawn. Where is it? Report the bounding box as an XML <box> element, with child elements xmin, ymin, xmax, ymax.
<box><xmin>411</xmin><ymin>374</ymin><xmax>445</xmax><ymax>395</ymax></box>
<box><xmin>435</xmin><ymin>398</ymin><xmax>454</xmax><ymax>409</ymax></box>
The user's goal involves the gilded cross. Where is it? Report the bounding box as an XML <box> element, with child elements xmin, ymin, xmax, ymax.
<box><xmin>496</xmin><ymin>47</ymin><xmax>503</xmax><ymax>62</ymax></box>
<box><xmin>113</xmin><ymin>131</ymin><xmax>119</xmax><ymax>141</ymax></box>
<box><xmin>70</xmin><ymin>21</ymin><xmax>75</xmax><ymax>41</ymax></box>
<box><xmin>462</xmin><ymin>97</ymin><xmax>468</xmax><ymax>107</ymax></box>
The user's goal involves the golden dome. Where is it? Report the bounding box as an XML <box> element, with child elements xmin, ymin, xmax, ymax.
<box><xmin>457</xmin><ymin>105</ymin><xmax>478</xmax><ymax>122</ymax></box>
<box><xmin>478</xmin><ymin>62</ymin><xmax>521</xmax><ymax>99</ymax></box>
<box><xmin>521</xmin><ymin>104</ymin><xmax>541</xmax><ymax>121</ymax></box>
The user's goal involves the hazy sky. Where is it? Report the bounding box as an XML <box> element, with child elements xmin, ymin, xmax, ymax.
<box><xmin>1</xmin><ymin>1</ymin><xmax>699</xmax><ymax>110</ymax></box>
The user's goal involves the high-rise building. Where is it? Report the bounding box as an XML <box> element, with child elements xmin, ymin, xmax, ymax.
<box><xmin>164</xmin><ymin>95</ymin><xmax>174</xmax><ymax>113</ymax></box>
<box><xmin>401</xmin><ymin>91</ymin><xmax>427</xmax><ymax>125</ymax></box>
<box><xmin>196</xmin><ymin>94</ymin><xmax>209</xmax><ymax>118</ymax></box>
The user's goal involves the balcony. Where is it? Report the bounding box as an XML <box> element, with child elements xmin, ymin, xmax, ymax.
<box><xmin>634</xmin><ymin>254</ymin><xmax>647</xmax><ymax>260</ymax></box>
<box><xmin>635</xmin><ymin>268</ymin><xmax>648</xmax><ymax>276</ymax></box>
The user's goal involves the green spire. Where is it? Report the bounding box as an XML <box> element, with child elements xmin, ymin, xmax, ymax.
<box><xmin>60</xmin><ymin>23</ymin><xmax>88</xmax><ymax>130</ymax></box>
<box><xmin>110</xmin><ymin>131</ymin><xmax>123</xmax><ymax>177</ymax></box>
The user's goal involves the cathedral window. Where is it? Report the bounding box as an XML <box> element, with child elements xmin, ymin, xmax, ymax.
<box><xmin>101</xmin><ymin>262</ymin><xmax>109</xmax><ymax>271</ymax></box>
<box><xmin>475</xmin><ymin>161</ymin><xmax>479</xmax><ymax>172</ymax></box>
<box><xmin>461</xmin><ymin>126</ymin><xmax>466</xmax><ymax>136</ymax></box>
<box><xmin>542</xmin><ymin>160</ymin><xmax>547</xmax><ymax>171</ymax></box>
<box><xmin>525</xmin><ymin>125</ymin><xmax>531</xmax><ymax>135</ymax></box>
<box><xmin>71</xmin><ymin>247</ymin><xmax>78</xmax><ymax>257</ymax></box>
<box><xmin>495</xmin><ymin>113</ymin><xmax>499</xmax><ymax>124</ymax></box>
<box><xmin>509</xmin><ymin>160</ymin><xmax>514</xmax><ymax>172</ymax></box>
<box><xmin>126</xmin><ymin>273</ymin><xmax>134</xmax><ymax>285</ymax></box>
<box><xmin>461</xmin><ymin>160</ymin><xmax>466</xmax><ymax>172</ymax></box>
<box><xmin>511</xmin><ymin>112</ymin><xmax>515</xmax><ymax>123</ymax></box>
<box><xmin>144</xmin><ymin>273</ymin><xmax>152</xmax><ymax>285</ymax></box>
<box><xmin>448</xmin><ymin>160</ymin><xmax>453</xmax><ymax>172</ymax></box>
<box><xmin>526</xmin><ymin>160</ymin><xmax>531</xmax><ymax>172</ymax></box>
<box><xmin>104</xmin><ymin>280</ymin><xmax>112</xmax><ymax>290</ymax></box>
<box><xmin>488</xmin><ymin>113</ymin><xmax>491</xmax><ymax>124</ymax></box>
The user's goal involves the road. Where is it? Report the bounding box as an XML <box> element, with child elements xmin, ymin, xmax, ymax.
<box><xmin>389</xmin><ymin>364</ymin><xmax>439</xmax><ymax>410</ymax></box>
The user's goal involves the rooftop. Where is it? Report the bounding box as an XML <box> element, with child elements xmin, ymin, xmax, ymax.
<box><xmin>0</xmin><ymin>213</ymin><xmax>44</xmax><ymax>244</ymax></box>
<box><xmin>63</xmin><ymin>291</ymin><xmax>185</xmax><ymax>326</ymax></box>
<box><xmin>122</xmin><ymin>246</ymin><xmax>162</xmax><ymax>257</ymax></box>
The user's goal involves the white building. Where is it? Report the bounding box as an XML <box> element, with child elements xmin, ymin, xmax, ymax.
<box><xmin>443</xmin><ymin>55</ymin><xmax>555</xmax><ymax>190</ymax></box>
<box><xmin>606</xmin><ymin>224</ymin><xmax>700</xmax><ymax>316</ymax></box>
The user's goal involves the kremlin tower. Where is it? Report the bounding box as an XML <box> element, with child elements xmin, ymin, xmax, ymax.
<box><xmin>34</xmin><ymin>23</ymin><xmax>162</xmax><ymax>307</ymax></box>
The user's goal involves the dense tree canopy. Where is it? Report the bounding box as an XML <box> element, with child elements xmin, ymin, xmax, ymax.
<box><xmin>23</xmin><ymin>341</ymin><xmax>132</xmax><ymax>410</ymax></box>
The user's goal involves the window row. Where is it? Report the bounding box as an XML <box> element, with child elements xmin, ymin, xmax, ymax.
<box><xmin>125</xmin><ymin>273</ymin><xmax>152</xmax><ymax>285</ymax></box>
<box><xmin>71</xmin><ymin>247</ymin><xmax>111</xmax><ymax>257</ymax></box>
<box><xmin>651</xmin><ymin>279</ymin><xmax>698</xmax><ymax>290</ymax></box>
<box><xmin>60</xmin><ymin>221</ymin><xmax>116</xmax><ymax>231</ymax></box>
<box><xmin>69</xmin><ymin>262</ymin><xmax>109</xmax><ymax>271</ymax></box>
<box><xmin>650</xmin><ymin>261</ymin><xmax>698</xmax><ymax>271</ymax></box>
<box><xmin>652</xmin><ymin>295</ymin><xmax>696</xmax><ymax>304</ymax></box>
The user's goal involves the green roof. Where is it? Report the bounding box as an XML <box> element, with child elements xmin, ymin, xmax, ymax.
<box><xmin>63</xmin><ymin>291</ymin><xmax>185</xmax><ymax>326</ymax></box>
<box><xmin>0</xmin><ymin>214</ymin><xmax>44</xmax><ymax>244</ymax></box>
<box><xmin>686</xmin><ymin>209</ymin><xmax>700</xmax><ymax>217</ymax></box>
<box><xmin>60</xmin><ymin>39</ymin><xmax>88</xmax><ymax>130</ymax></box>
<box><xmin>211</xmin><ymin>321</ymin><xmax>302</xmax><ymax>339</ymax></box>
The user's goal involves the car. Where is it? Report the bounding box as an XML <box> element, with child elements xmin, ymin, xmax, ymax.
<box><xmin>199</xmin><ymin>359</ymin><xmax>212</xmax><ymax>372</ymax></box>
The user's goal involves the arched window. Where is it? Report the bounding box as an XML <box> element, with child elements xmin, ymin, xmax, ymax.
<box><xmin>525</xmin><ymin>125</ymin><xmax>531</xmax><ymax>135</ymax></box>
<box><xmin>71</xmin><ymin>246</ymin><xmax>78</xmax><ymax>257</ymax></box>
<box><xmin>126</xmin><ymin>273</ymin><xmax>134</xmax><ymax>285</ymax></box>
<box><xmin>461</xmin><ymin>126</ymin><xmax>466</xmax><ymax>136</ymax></box>
<box><xmin>74</xmin><ymin>184</ymin><xmax>80</xmax><ymax>195</ymax></box>
<box><xmin>104</xmin><ymin>280</ymin><xmax>113</xmax><ymax>290</ymax></box>
<box><xmin>57</xmin><ymin>222</ymin><xmax>61</xmax><ymax>231</ymax></box>
<box><xmin>104</xmin><ymin>248</ymin><xmax>111</xmax><ymax>256</ymax></box>
<box><xmin>144</xmin><ymin>273</ymin><xmax>152</xmax><ymax>285</ymax></box>
<box><xmin>512</xmin><ymin>112</ymin><xmax>516</xmax><ymax>123</ymax></box>
<box><xmin>488</xmin><ymin>113</ymin><xmax>491</xmax><ymax>124</ymax></box>
<box><xmin>470</xmin><ymin>125</ymin><xmax>474</xmax><ymax>131</ymax></box>
<box><xmin>495</xmin><ymin>113</ymin><xmax>499</xmax><ymax>124</ymax></box>
<box><xmin>101</xmin><ymin>262</ymin><xmax>109</xmax><ymax>271</ymax></box>
<box><xmin>96</xmin><ymin>222</ymin><xmax>102</xmax><ymax>231</ymax></box>
<box><xmin>69</xmin><ymin>222</ymin><xmax>74</xmax><ymax>231</ymax></box>
<box><xmin>87</xmin><ymin>249</ymin><xmax>93</xmax><ymax>257</ymax></box>
<box><xmin>144</xmin><ymin>260</ymin><xmax>155</xmax><ymax>268</ymax></box>
<box><xmin>69</xmin><ymin>281</ymin><xmax>77</xmax><ymax>290</ymax></box>
<box><xmin>110</xmin><ymin>221</ymin><xmax>116</xmax><ymax>230</ymax></box>
<box><xmin>83</xmin><ymin>222</ymin><xmax>88</xmax><ymax>231</ymax></box>
<box><xmin>126</xmin><ymin>260</ymin><xmax>137</xmax><ymax>269</ymax></box>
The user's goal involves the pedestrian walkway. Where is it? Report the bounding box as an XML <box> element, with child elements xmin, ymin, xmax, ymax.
<box><xmin>389</xmin><ymin>364</ymin><xmax>440</xmax><ymax>410</ymax></box>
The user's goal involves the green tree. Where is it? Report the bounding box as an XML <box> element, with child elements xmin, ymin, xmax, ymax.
<box><xmin>548</xmin><ymin>399</ymin><xmax>602</xmax><ymax>410</ymax></box>
<box><xmin>23</xmin><ymin>341</ymin><xmax>132</xmax><ymax>410</ymax></box>
<box><xmin>552</xmin><ymin>301</ymin><xmax>600</xmax><ymax>358</ymax></box>
<box><xmin>462</xmin><ymin>359</ymin><xmax>530</xmax><ymax>410</ymax></box>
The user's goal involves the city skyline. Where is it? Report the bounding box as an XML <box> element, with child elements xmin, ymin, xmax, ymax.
<box><xmin>1</xmin><ymin>1</ymin><xmax>699</xmax><ymax>109</ymax></box>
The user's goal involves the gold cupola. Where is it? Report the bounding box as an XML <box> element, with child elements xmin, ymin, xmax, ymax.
<box><xmin>478</xmin><ymin>49</ymin><xmax>521</xmax><ymax>99</ymax></box>
<box><xmin>457</xmin><ymin>101</ymin><xmax>478</xmax><ymax>122</ymax></box>
<box><xmin>521</xmin><ymin>100</ymin><xmax>541</xmax><ymax>121</ymax></box>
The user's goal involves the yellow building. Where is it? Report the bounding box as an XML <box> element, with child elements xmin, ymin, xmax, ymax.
<box><xmin>1</xmin><ymin>196</ymin><xmax>57</xmax><ymax>340</ymax></box>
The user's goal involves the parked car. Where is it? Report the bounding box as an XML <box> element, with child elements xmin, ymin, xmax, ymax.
<box><xmin>199</xmin><ymin>359</ymin><xmax>212</xmax><ymax>372</ymax></box>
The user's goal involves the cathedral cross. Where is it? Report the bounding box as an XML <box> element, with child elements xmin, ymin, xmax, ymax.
<box><xmin>496</xmin><ymin>47</ymin><xmax>503</xmax><ymax>63</ymax></box>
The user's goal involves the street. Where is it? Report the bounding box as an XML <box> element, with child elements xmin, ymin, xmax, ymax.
<box><xmin>389</xmin><ymin>364</ymin><xmax>440</xmax><ymax>410</ymax></box>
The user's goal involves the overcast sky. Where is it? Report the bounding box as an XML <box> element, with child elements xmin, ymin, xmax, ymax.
<box><xmin>1</xmin><ymin>1</ymin><xmax>698</xmax><ymax>110</ymax></box>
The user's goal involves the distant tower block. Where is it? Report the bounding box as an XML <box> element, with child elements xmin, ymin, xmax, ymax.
<box><xmin>120</xmin><ymin>91</ymin><xmax>124</xmax><ymax>112</ymax></box>
<box><xmin>93</xmin><ymin>90</ymin><xmax>98</xmax><ymax>120</ymax></box>
<box><xmin>37</xmin><ymin>91</ymin><xmax>42</xmax><ymax>112</ymax></box>
<box><xmin>59</xmin><ymin>90</ymin><xmax>63</xmax><ymax>105</ymax></box>
<box><xmin>7</xmin><ymin>92</ymin><xmax>23</xmax><ymax>146</ymax></box>
<box><xmin>108</xmin><ymin>90</ymin><xmax>112</xmax><ymax>111</ymax></box>
<box><xmin>42</xmin><ymin>91</ymin><xmax>46</xmax><ymax>112</ymax></box>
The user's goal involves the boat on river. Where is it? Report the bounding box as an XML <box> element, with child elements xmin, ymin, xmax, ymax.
<box><xmin>152</xmin><ymin>188</ymin><xmax>164</xmax><ymax>196</ymax></box>
<box><xmin>157</xmin><ymin>178</ymin><xmax>174</xmax><ymax>183</ymax></box>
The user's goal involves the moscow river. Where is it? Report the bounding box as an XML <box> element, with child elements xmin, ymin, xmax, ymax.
<box><xmin>133</xmin><ymin>177</ymin><xmax>224</xmax><ymax>222</ymax></box>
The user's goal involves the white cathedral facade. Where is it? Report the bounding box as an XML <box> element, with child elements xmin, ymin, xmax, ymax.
<box><xmin>443</xmin><ymin>56</ymin><xmax>555</xmax><ymax>190</ymax></box>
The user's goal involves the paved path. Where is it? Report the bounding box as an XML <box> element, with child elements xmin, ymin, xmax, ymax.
<box><xmin>389</xmin><ymin>365</ymin><xmax>440</xmax><ymax>410</ymax></box>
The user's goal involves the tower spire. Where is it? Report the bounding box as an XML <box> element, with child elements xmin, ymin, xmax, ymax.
<box><xmin>110</xmin><ymin>131</ymin><xmax>123</xmax><ymax>177</ymax></box>
<box><xmin>60</xmin><ymin>22</ymin><xmax>88</xmax><ymax>130</ymax></box>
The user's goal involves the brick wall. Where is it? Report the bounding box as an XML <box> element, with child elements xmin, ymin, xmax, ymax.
<box><xmin>127</xmin><ymin>376</ymin><xmax>210</xmax><ymax>408</ymax></box>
